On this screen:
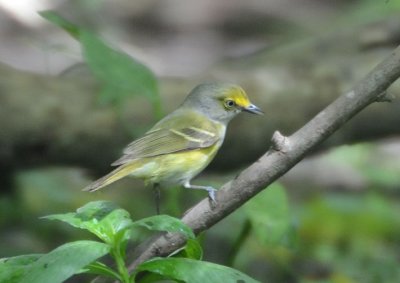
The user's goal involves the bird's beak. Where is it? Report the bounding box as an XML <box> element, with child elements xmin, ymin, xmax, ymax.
<box><xmin>243</xmin><ymin>103</ymin><xmax>264</xmax><ymax>115</ymax></box>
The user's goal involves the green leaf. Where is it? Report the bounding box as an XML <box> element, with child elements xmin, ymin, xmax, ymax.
<box><xmin>39</xmin><ymin>10</ymin><xmax>80</xmax><ymax>38</ymax></box>
<box><xmin>134</xmin><ymin>272</ymin><xmax>172</xmax><ymax>283</ymax></box>
<box><xmin>135</xmin><ymin>258</ymin><xmax>261</xmax><ymax>283</ymax></box>
<box><xmin>0</xmin><ymin>254</ymin><xmax>42</xmax><ymax>283</ymax></box>
<box><xmin>244</xmin><ymin>183</ymin><xmax>291</xmax><ymax>245</ymax></box>
<box><xmin>82</xmin><ymin>261</ymin><xmax>121</xmax><ymax>281</ymax></box>
<box><xmin>181</xmin><ymin>238</ymin><xmax>203</xmax><ymax>260</ymax></box>
<box><xmin>43</xmin><ymin>201</ymin><xmax>133</xmax><ymax>244</ymax></box>
<box><xmin>40</xmin><ymin>10</ymin><xmax>162</xmax><ymax>117</ymax></box>
<box><xmin>0</xmin><ymin>241</ymin><xmax>109</xmax><ymax>283</ymax></box>
<box><xmin>170</xmin><ymin>238</ymin><xmax>203</xmax><ymax>260</ymax></box>
<box><xmin>80</xmin><ymin>30</ymin><xmax>161</xmax><ymax>114</ymax></box>
<box><xmin>131</xmin><ymin>215</ymin><xmax>195</xmax><ymax>239</ymax></box>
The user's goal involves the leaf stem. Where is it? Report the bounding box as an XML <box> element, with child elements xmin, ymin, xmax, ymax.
<box><xmin>112</xmin><ymin>247</ymin><xmax>130</xmax><ymax>283</ymax></box>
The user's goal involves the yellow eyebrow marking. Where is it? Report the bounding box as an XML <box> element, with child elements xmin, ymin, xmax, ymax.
<box><xmin>188</xmin><ymin>127</ymin><xmax>216</xmax><ymax>137</ymax></box>
<box><xmin>170</xmin><ymin>129</ymin><xmax>203</xmax><ymax>143</ymax></box>
<box><xmin>235</xmin><ymin>97</ymin><xmax>251</xmax><ymax>108</ymax></box>
<box><xmin>226</xmin><ymin>87</ymin><xmax>251</xmax><ymax>108</ymax></box>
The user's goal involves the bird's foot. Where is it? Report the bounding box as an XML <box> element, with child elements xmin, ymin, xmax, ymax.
<box><xmin>183</xmin><ymin>182</ymin><xmax>218</xmax><ymax>205</ymax></box>
<box><xmin>205</xmin><ymin>186</ymin><xmax>217</xmax><ymax>204</ymax></box>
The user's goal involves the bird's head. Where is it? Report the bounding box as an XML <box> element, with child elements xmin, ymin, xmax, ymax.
<box><xmin>182</xmin><ymin>83</ymin><xmax>263</xmax><ymax>124</ymax></box>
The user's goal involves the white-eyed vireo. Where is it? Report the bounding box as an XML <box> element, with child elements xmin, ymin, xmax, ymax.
<box><xmin>84</xmin><ymin>83</ymin><xmax>262</xmax><ymax>211</ymax></box>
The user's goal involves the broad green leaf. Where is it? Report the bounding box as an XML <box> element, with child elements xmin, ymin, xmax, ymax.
<box><xmin>40</xmin><ymin>11</ymin><xmax>162</xmax><ymax>117</ymax></box>
<box><xmin>39</xmin><ymin>11</ymin><xmax>80</xmax><ymax>38</ymax></box>
<box><xmin>1</xmin><ymin>241</ymin><xmax>109</xmax><ymax>283</ymax></box>
<box><xmin>80</xmin><ymin>30</ymin><xmax>161</xmax><ymax>114</ymax></box>
<box><xmin>135</xmin><ymin>258</ymin><xmax>261</xmax><ymax>283</ymax></box>
<box><xmin>135</xmin><ymin>272</ymin><xmax>173</xmax><ymax>283</ymax></box>
<box><xmin>82</xmin><ymin>261</ymin><xmax>121</xmax><ymax>281</ymax></box>
<box><xmin>170</xmin><ymin>238</ymin><xmax>203</xmax><ymax>260</ymax></box>
<box><xmin>244</xmin><ymin>183</ymin><xmax>291</xmax><ymax>245</ymax></box>
<box><xmin>0</xmin><ymin>254</ymin><xmax>42</xmax><ymax>283</ymax></box>
<box><xmin>180</xmin><ymin>238</ymin><xmax>203</xmax><ymax>260</ymax></box>
<box><xmin>131</xmin><ymin>215</ymin><xmax>195</xmax><ymax>239</ymax></box>
<box><xmin>43</xmin><ymin>201</ymin><xmax>133</xmax><ymax>244</ymax></box>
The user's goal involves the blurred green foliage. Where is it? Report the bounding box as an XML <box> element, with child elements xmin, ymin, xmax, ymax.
<box><xmin>298</xmin><ymin>192</ymin><xmax>400</xmax><ymax>283</ymax></box>
<box><xmin>349</xmin><ymin>0</ymin><xmax>400</xmax><ymax>25</ymax></box>
<box><xmin>40</xmin><ymin>11</ymin><xmax>162</xmax><ymax>119</ymax></box>
<box><xmin>200</xmin><ymin>142</ymin><xmax>400</xmax><ymax>283</ymax></box>
<box><xmin>244</xmin><ymin>183</ymin><xmax>291</xmax><ymax>246</ymax></box>
<box><xmin>327</xmin><ymin>143</ymin><xmax>400</xmax><ymax>190</ymax></box>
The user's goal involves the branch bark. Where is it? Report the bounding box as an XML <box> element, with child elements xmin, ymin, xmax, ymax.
<box><xmin>127</xmin><ymin>45</ymin><xmax>400</xmax><ymax>270</ymax></box>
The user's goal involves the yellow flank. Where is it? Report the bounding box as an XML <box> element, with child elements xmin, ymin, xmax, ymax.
<box><xmin>131</xmin><ymin>143</ymin><xmax>220</xmax><ymax>186</ymax></box>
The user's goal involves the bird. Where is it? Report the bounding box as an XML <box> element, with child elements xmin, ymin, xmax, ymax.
<box><xmin>84</xmin><ymin>82</ymin><xmax>263</xmax><ymax>213</ymax></box>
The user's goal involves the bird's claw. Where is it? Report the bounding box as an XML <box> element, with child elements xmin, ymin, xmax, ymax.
<box><xmin>206</xmin><ymin>187</ymin><xmax>217</xmax><ymax>204</ymax></box>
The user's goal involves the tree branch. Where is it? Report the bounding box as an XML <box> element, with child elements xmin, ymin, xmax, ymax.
<box><xmin>128</xmin><ymin>45</ymin><xmax>400</xmax><ymax>270</ymax></box>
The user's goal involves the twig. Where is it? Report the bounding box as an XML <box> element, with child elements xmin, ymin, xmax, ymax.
<box><xmin>127</xmin><ymin>45</ymin><xmax>400</xmax><ymax>272</ymax></box>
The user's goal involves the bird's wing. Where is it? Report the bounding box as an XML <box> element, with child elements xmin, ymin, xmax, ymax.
<box><xmin>111</xmin><ymin>111</ymin><xmax>222</xmax><ymax>166</ymax></box>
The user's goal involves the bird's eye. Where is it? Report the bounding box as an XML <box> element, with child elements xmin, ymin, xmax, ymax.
<box><xmin>224</xmin><ymin>99</ymin><xmax>236</xmax><ymax>108</ymax></box>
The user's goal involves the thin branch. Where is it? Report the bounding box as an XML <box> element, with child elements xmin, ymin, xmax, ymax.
<box><xmin>127</xmin><ymin>45</ymin><xmax>400</xmax><ymax>271</ymax></box>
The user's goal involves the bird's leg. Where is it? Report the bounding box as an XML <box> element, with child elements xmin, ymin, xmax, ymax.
<box><xmin>153</xmin><ymin>183</ymin><xmax>161</xmax><ymax>215</ymax></box>
<box><xmin>183</xmin><ymin>182</ymin><xmax>217</xmax><ymax>203</ymax></box>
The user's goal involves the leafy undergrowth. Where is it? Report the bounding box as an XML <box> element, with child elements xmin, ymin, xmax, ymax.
<box><xmin>0</xmin><ymin>201</ymin><xmax>260</xmax><ymax>283</ymax></box>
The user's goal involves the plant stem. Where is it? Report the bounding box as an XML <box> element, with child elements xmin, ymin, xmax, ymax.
<box><xmin>112</xmin><ymin>248</ymin><xmax>130</xmax><ymax>283</ymax></box>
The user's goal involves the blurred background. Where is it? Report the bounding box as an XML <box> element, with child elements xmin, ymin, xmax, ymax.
<box><xmin>1</xmin><ymin>0</ymin><xmax>400</xmax><ymax>282</ymax></box>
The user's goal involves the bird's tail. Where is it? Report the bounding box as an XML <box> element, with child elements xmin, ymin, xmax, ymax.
<box><xmin>83</xmin><ymin>163</ymin><xmax>138</xmax><ymax>192</ymax></box>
